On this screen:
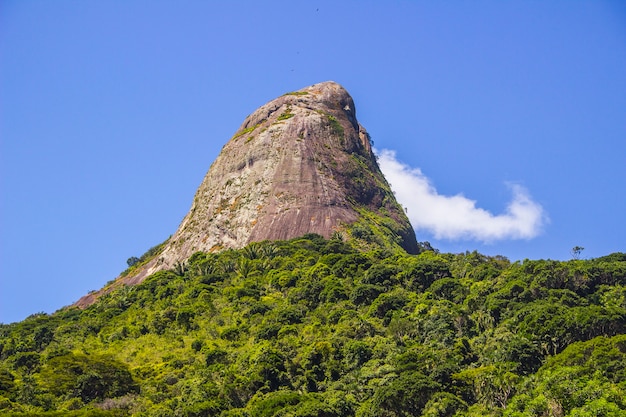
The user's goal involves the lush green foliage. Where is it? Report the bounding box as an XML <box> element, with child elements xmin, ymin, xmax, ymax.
<box><xmin>1</xmin><ymin>235</ymin><xmax>624</xmax><ymax>416</ymax></box>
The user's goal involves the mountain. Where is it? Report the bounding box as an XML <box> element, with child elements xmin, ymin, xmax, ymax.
<box><xmin>3</xmin><ymin>83</ymin><xmax>624</xmax><ymax>417</ymax></box>
<box><xmin>75</xmin><ymin>81</ymin><xmax>417</xmax><ymax>307</ymax></box>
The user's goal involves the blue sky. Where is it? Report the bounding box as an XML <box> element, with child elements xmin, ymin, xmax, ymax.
<box><xmin>1</xmin><ymin>1</ymin><xmax>625</xmax><ymax>323</ymax></box>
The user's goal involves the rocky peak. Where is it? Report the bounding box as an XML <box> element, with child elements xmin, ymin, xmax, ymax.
<box><xmin>74</xmin><ymin>81</ymin><xmax>418</xmax><ymax>306</ymax></box>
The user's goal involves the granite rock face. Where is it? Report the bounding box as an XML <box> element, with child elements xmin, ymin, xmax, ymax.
<box><xmin>74</xmin><ymin>81</ymin><xmax>418</xmax><ymax>306</ymax></box>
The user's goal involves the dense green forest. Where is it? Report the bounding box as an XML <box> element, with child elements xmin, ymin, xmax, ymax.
<box><xmin>1</xmin><ymin>234</ymin><xmax>625</xmax><ymax>416</ymax></box>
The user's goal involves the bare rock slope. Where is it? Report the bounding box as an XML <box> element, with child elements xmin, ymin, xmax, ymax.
<box><xmin>74</xmin><ymin>81</ymin><xmax>418</xmax><ymax>307</ymax></box>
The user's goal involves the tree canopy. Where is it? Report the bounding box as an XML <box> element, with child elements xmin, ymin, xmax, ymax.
<box><xmin>1</xmin><ymin>235</ymin><xmax>624</xmax><ymax>416</ymax></box>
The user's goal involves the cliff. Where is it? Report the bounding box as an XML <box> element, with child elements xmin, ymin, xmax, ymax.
<box><xmin>74</xmin><ymin>81</ymin><xmax>417</xmax><ymax>307</ymax></box>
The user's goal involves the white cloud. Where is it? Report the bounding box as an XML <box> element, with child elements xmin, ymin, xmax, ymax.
<box><xmin>376</xmin><ymin>149</ymin><xmax>547</xmax><ymax>242</ymax></box>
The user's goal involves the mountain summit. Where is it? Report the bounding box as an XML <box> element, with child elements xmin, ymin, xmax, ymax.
<box><xmin>75</xmin><ymin>81</ymin><xmax>417</xmax><ymax>305</ymax></box>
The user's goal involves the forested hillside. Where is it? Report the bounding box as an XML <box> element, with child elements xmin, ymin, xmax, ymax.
<box><xmin>1</xmin><ymin>234</ymin><xmax>625</xmax><ymax>416</ymax></box>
